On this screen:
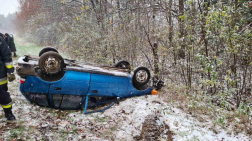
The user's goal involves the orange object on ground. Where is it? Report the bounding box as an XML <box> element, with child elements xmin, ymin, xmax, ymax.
<box><xmin>151</xmin><ymin>89</ymin><xmax>159</xmax><ymax>95</ymax></box>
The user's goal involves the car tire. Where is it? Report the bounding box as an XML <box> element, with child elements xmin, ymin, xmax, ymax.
<box><xmin>132</xmin><ymin>67</ymin><xmax>150</xmax><ymax>88</ymax></box>
<box><xmin>39</xmin><ymin>47</ymin><xmax>58</xmax><ymax>57</ymax></box>
<box><xmin>115</xmin><ymin>61</ymin><xmax>130</xmax><ymax>70</ymax></box>
<box><xmin>39</xmin><ymin>51</ymin><xmax>65</xmax><ymax>75</ymax></box>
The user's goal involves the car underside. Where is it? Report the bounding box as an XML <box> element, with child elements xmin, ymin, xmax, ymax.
<box><xmin>17</xmin><ymin>47</ymin><xmax>163</xmax><ymax>114</ymax></box>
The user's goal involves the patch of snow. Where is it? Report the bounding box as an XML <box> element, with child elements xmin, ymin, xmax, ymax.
<box><xmin>17</xmin><ymin>56</ymin><xmax>38</xmax><ymax>65</ymax></box>
<box><xmin>159</xmin><ymin>106</ymin><xmax>251</xmax><ymax>141</ymax></box>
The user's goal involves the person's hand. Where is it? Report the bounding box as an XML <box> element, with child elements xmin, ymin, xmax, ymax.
<box><xmin>8</xmin><ymin>73</ymin><xmax>15</xmax><ymax>82</ymax></box>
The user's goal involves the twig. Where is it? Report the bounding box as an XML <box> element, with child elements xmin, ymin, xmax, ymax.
<box><xmin>143</xmin><ymin>26</ymin><xmax>153</xmax><ymax>50</ymax></box>
<box><xmin>239</xmin><ymin>22</ymin><xmax>252</xmax><ymax>34</ymax></box>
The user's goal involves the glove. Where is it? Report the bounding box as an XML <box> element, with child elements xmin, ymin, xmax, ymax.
<box><xmin>8</xmin><ymin>73</ymin><xmax>15</xmax><ymax>82</ymax></box>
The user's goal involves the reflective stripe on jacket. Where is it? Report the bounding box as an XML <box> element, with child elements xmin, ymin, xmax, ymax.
<box><xmin>5</xmin><ymin>62</ymin><xmax>14</xmax><ymax>69</ymax></box>
<box><xmin>1</xmin><ymin>102</ymin><xmax>12</xmax><ymax>109</ymax></box>
<box><xmin>0</xmin><ymin>77</ymin><xmax>7</xmax><ymax>85</ymax></box>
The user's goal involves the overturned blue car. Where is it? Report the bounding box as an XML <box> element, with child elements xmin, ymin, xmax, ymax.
<box><xmin>17</xmin><ymin>47</ymin><xmax>163</xmax><ymax>114</ymax></box>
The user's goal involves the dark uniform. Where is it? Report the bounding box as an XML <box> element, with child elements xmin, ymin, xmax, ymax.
<box><xmin>0</xmin><ymin>33</ymin><xmax>16</xmax><ymax>120</ymax></box>
<box><xmin>4</xmin><ymin>33</ymin><xmax>17</xmax><ymax>57</ymax></box>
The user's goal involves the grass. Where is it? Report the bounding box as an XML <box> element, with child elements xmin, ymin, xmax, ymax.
<box><xmin>15</xmin><ymin>37</ymin><xmax>43</xmax><ymax>57</ymax></box>
<box><xmin>95</xmin><ymin>115</ymin><xmax>108</xmax><ymax>122</ymax></box>
<box><xmin>14</xmin><ymin>37</ymin><xmax>67</xmax><ymax>58</ymax></box>
<box><xmin>8</xmin><ymin>125</ymin><xmax>27</xmax><ymax>140</ymax></box>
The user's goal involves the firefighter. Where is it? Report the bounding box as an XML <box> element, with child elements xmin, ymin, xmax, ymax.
<box><xmin>5</xmin><ymin>33</ymin><xmax>17</xmax><ymax>57</ymax></box>
<box><xmin>0</xmin><ymin>33</ymin><xmax>16</xmax><ymax>121</ymax></box>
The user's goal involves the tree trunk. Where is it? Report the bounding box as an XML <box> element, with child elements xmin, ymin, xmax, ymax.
<box><xmin>153</xmin><ymin>43</ymin><xmax>159</xmax><ymax>79</ymax></box>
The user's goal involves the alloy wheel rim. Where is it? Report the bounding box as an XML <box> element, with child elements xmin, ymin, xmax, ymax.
<box><xmin>136</xmin><ymin>70</ymin><xmax>148</xmax><ymax>83</ymax></box>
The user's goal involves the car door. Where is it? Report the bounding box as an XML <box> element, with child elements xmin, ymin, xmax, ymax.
<box><xmin>88</xmin><ymin>74</ymin><xmax>129</xmax><ymax>97</ymax></box>
<box><xmin>23</xmin><ymin>76</ymin><xmax>51</xmax><ymax>107</ymax></box>
<box><xmin>49</xmin><ymin>71</ymin><xmax>91</xmax><ymax>109</ymax></box>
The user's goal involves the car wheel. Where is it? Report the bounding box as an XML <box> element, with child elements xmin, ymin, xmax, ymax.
<box><xmin>132</xmin><ymin>67</ymin><xmax>150</xmax><ymax>88</ymax></box>
<box><xmin>115</xmin><ymin>61</ymin><xmax>130</xmax><ymax>69</ymax></box>
<box><xmin>39</xmin><ymin>47</ymin><xmax>58</xmax><ymax>57</ymax></box>
<box><xmin>39</xmin><ymin>51</ymin><xmax>65</xmax><ymax>75</ymax></box>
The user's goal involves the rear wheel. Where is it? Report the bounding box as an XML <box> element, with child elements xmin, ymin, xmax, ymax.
<box><xmin>39</xmin><ymin>47</ymin><xmax>58</xmax><ymax>57</ymax></box>
<box><xmin>38</xmin><ymin>51</ymin><xmax>65</xmax><ymax>81</ymax></box>
<box><xmin>132</xmin><ymin>67</ymin><xmax>150</xmax><ymax>88</ymax></box>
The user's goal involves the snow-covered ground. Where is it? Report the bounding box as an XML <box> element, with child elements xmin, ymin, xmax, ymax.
<box><xmin>1</xmin><ymin>78</ymin><xmax>251</xmax><ymax>140</ymax></box>
<box><xmin>0</xmin><ymin>39</ymin><xmax>251</xmax><ymax>140</ymax></box>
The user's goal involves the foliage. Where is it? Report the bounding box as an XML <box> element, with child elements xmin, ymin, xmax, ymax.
<box><xmin>15</xmin><ymin>0</ymin><xmax>252</xmax><ymax>114</ymax></box>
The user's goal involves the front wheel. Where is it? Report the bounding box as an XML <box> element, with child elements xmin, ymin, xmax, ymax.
<box><xmin>115</xmin><ymin>61</ymin><xmax>131</xmax><ymax>70</ymax></box>
<box><xmin>132</xmin><ymin>67</ymin><xmax>150</xmax><ymax>88</ymax></box>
